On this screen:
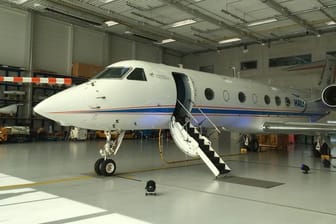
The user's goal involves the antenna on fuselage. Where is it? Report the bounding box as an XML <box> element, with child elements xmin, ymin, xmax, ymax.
<box><xmin>231</xmin><ymin>66</ymin><xmax>240</xmax><ymax>78</ymax></box>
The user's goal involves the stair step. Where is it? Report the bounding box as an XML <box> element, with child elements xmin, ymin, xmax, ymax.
<box><xmin>190</xmin><ymin>133</ymin><xmax>200</xmax><ymax>139</ymax></box>
<box><xmin>187</xmin><ymin>126</ymin><xmax>196</xmax><ymax>134</ymax></box>
<box><xmin>200</xmin><ymin>144</ymin><xmax>210</xmax><ymax>151</ymax></box>
<box><xmin>204</xmin><ymin>150</ymin><xmax>214</xmax><ymax>157</ymax></box>
<box><xmin>216</xmin><ymin>163</ymin><xmax>231</xmax><ymax>174</ymax></box>
<box><xmin>210</xmin><ymin>157</ymin><xmax>220</xmax><ymax>164</ymax></box>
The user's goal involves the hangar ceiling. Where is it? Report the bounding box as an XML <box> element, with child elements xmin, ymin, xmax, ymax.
<box><xmin>3</xmin><ymin>0</ymin><xmax>336</xmax><ymax>54</ymax></box>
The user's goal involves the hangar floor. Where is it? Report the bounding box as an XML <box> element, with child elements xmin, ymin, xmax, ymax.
<box><xmin>0</xmin><ymin>138</ymin><xmax>336</xmax><ymax>224</ymax></box>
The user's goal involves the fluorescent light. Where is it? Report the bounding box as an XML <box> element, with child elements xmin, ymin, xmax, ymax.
<box><xmin>158</xmin><ymin>38</ymin><xmax>176</xmax><ymax>44</ymax></box>
<box><xmin>100</xmin><ymin>0</ymin><xmax>117</xmax><ymax>3</ymax></box>
<box><xmin>171</xmin><ymin>19</ymin><xmax>196</xmax><ymax>28</ymax></box>
<box><xmin>218</xmin><ymin>37</ymin><xmax>241</xmax><ymax>44</ymax></box>
<box><xmin>104</xmin><ymin>20</ymin><xmax>118</xmax><ymax>26</ymax></box>
<box><xmin>247</xmin><ymin>18</ymin><xmax>278</xmax><ymax>27</ymax></box>
<box><xmin>326</xmin><ymin>21</ymin><xmax>336</xmax><ymax>26</ymax></box>
<box><xmin>9</xmin><ymin>0</ymin><xmax>29</xmax><ymax>4</ymax></box>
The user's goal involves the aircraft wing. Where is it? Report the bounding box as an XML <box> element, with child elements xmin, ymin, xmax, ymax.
<box><xmin>263</xmin><ymin>122</ymin><xmax>336</xmax><ymax>134</ymax></box>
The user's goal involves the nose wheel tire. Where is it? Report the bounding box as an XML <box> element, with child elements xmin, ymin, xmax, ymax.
<box><xmin>94</xmin><ymin>158</ymin><xmax>104</xmax><ymax>175</ymax></box>
<box><xmin>94</xmin><ymin>158</ymin><xmax>117</xmax><ymax>176</ymax></box>
<box><xmin>101</xmin><ymin>159</ymin><xmax>116</xmax><ymax>176</ymax></box>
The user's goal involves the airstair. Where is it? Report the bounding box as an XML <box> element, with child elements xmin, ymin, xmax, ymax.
<box><xmin>169</xmin><ymin>116</ymin><xmax>231</xmax><ymax>177</ymax></box>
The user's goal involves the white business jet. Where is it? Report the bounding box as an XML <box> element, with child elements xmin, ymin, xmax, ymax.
<box><xmin>34</xmin><ymin>56</ymin><xmax>336</xmax><ymax>177</ymax></box>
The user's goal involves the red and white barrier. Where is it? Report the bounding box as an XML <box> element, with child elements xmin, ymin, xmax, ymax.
<box><xmin>0</xmin><ymin>76</ymin><xmax>72</xmax><ymax>85</ymax></box>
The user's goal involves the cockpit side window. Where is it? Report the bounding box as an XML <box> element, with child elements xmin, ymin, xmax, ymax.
<box><xmin>93</xmin><ymin>67</ymin><xmax>130</xmax><ymax>79</ymax></box>
<box><xmin>127</xmin><ymin>68</ymin><xmax>147</xmax><ymax>81</ymax></box>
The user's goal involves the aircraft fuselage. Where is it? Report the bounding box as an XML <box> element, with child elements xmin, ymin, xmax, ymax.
<box><xmin>34</xmin><ymin>60</ymin><xmax>329</xmax><ymax>133</ymax></box>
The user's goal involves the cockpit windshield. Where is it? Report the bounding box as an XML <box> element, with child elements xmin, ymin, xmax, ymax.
<box><xmin>93</xmin><ymin>67</ymin><xmax>131</xmax><ymax>79</ymax></box>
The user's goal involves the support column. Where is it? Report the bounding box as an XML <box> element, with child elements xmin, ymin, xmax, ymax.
<box><xmin>67</xmin><ymin>24</ymin><xmax>74</xmax><ymax>75</ymax></box>
<box><xmin>24</xmin><ymin>10</ymin><xmax>34</xmax><ymax>125</ymax></box>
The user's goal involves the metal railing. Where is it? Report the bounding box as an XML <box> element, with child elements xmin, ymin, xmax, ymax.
<box><xmin>176</xmin><ymin>99</ymin><xmax>221</xmax><ymax>134</ymax></box>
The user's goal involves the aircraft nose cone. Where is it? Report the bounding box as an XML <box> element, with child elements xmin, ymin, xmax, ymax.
<box><xmin>33</xmin><ymin>84</ymin><xmax>92</xmax><ymax>126</ymax></box>
<box><xmin>33</xmin><ymin>96</ymin><xmax>58</xmax><ymax>120</ymax></box>
<box><xmin>34</xmin><ymin>100</ymin><xmax>49</xmax><ymax>116</ymax></box>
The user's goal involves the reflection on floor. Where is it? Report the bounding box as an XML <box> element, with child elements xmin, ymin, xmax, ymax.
<box><xmin>0</xmin><ymin>139</ymin><xmax>336</xmax><ymax>224</ymax></box>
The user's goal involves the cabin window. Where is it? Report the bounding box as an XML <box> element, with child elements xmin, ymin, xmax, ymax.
<box><xmin>238</xmin><ymin>92</ymin><xmax>246</xmax><ymax>103</ymax></box>
<box><xmin>205</xmin><ymin>88</ymin><xmax>214</xmax><ymax>100</ymax></box>
<box><xmin>223</xmin><ymin>90</ymin><xmax>230</xmax><ymax>102</ymax></box>
<box><xmin>264</xmin><ymin>95</ymin><xmax>271</xmax><ymax>105</ymax></box>
<box><xmin>127</xmin><ymin>68</ymin><xmax>147</xmax><ymax>81</ymax></box>
<box><xmin>275</xmin><ymin>96</ymin><xmax>281</xmax><ymax>106</ymax></box>
<box><xmin>93</xmin><ymin>67</ymin><xmax>130</xmax><ymax>79</ymax></box>
<box><xmin>285</xmin><ymin>97</ymin><xmax>291</xmax><ymax>107</ymax></box>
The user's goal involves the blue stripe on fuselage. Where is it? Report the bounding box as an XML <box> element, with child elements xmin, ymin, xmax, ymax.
<box><xmin>84</xmin><ymin>107</ymin><xmax>324</xmax><ymax>117</ymax></box>
<box><xmin>190</xmin><ymin>108</ymin><xmax>324</xmax><ymax>117</ymax></box>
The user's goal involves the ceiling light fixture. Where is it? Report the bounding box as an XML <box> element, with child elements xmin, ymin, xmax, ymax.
<box><xmin>171</xmin><ymin>19</ymin><xmax>196</xmax><ymax>28</ymax></box>
<box><xmin>243</xmin><ymin>45</ymin><xmax>248</xmax><ymax>53</ymax></box>
<box><xmin>104</xmin><ymin>20</ymin><xmax>119</xmax><ymax>26</ymax></box>
<box><xmin>218</xmin><ymin>37</ymin><xmax>241</xmax><ymax>44</ymax></box>
<box><xmin>158</xmin><ymin>38</ymin><xmax>176</xmax><ymax>44</ymax></box>
<box><xmin>99</xmin><ymin>0</ymin><xmax>117</xmax><ymax>3</ymax></box>
<box><xmin>247</xmin><ymin>18</ymin><xmax>278</xmax><ymax>27</ymax></box>
<box><xmin>8</xmin><ymin>0</ymin><xmax>29</xmax><ymax>4</ymax></box>
<box><xmin>326</xmin><ymin>21</ymin><xmax>336</xmax><ymax>26</ymax></box>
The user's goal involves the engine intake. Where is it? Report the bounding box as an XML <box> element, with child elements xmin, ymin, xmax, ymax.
<box><xmin>322</xmin><ymin>84</ymin><xmax>336</xmax><ymax>108</ymax></box>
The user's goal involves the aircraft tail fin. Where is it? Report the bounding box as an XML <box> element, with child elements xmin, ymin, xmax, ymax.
<box><xmin>286</xmin><ymin>56</ymin><xmax>336</xmax><ymax>89</ymax></box>
<box><xmin>319</xmin><ymin>55</ymin><xmax>336</xmax><ymax>88</ymax></box>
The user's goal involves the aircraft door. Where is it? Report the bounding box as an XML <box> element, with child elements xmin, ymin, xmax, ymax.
<box><xmin>172</xmin><ymin>72</ymin><xmax>194</xmax><ymax>122</ymax></box>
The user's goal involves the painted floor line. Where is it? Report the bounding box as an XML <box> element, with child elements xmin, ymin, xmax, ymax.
<box><xmin>0</xmin><ymin>175</ymin><xmax>92</xmax><ymax>190</ymax></box>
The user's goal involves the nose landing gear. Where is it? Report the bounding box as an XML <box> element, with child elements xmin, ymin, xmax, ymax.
<box><xmin>94</xmin><ymin>130</ymin><xmax>125</xmax><ymax>176</ymax></box>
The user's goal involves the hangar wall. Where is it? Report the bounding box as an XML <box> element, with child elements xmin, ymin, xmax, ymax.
<box><xmin>0</xmin><ymin>7</ymin><xmax>29</xmax><ymax>68</ymax></box>
<box><xmin>182</xmin><ymin>33</ymin><xmax>336</xmax><ymax>90</ymax></box>
<box><xmin>0</xmin><ymin>6</ymin><xmax>181</xmax><ymax>76</ymax></box>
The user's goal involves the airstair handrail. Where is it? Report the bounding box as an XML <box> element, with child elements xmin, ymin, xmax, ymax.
<box><xmin>176</xmin><ymin>99</ymin><xmax>198</xmax><ymax>124</ymax></box>
<box><xmin>195</xmin><ymin>107</ymin><xmax>221</xmax><ymax>134</ymax></box>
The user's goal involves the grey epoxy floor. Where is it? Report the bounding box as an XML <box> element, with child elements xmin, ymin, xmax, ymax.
<box><xmin>1</xmin><ymin>138</ymin><xmax>336</xmax><ymax>224</ymax></box>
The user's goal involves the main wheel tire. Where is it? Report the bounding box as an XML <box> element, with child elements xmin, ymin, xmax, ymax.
<box><xmin>249</xmin><ymin>139</ymin><xmax>259</xmax><ymax>152</ymax></box>
<box><xmin>94</xmin><ymin>158</ymin><xmax>104</xmax><ymax>175</ymax></box>
<box><xmin>100</xmin><ymin>159</ymin><xmax>116</xmax><ymax>176</ymax></box>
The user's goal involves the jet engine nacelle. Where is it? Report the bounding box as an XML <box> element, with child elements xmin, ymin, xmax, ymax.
<box><xmin>322</xmin><ymin>84</ymin><xmax>336</xmax><ymax>108</ymax></box>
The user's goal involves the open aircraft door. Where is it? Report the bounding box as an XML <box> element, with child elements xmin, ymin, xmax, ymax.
<box><xmin>172</xmin><ymin>72</ymin><xmax>195</xmax><ymax>122</ymax></box>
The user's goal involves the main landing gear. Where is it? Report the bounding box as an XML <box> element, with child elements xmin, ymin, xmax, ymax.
<box><xmin>240</xmin><ymin>134</ymin><xmax>259</xmax><ymax>152</ymax></box>
<box><xmin>94</xmin><ymin>130</ymin><xmax>125</xmax><ymax>176</ymax></box>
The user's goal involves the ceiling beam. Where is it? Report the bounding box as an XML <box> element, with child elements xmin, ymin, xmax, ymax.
<box><xmin>47</xmin><ymin>0</ymin><xmax>218</xmax><ymax>51</ymax></box>
<box><xmin>318</xmin><ymin>0</ymin><xmax>336</xmax><ymax>23</ymax></box>
<box><xmin>260</xmin><ymin>0</ymin><xmax>320</xmax><ymax>36</ymax></box>
<box><xmin>160</xmin><ymin>0</ymin><xmax>264</xmax><ymax>44</ymax></box>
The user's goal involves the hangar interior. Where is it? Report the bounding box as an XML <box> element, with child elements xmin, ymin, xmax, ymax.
<box><xmin>1</xmin><ymin>0</ymin><xmax>336</xmax><ymax>223</ymax></box>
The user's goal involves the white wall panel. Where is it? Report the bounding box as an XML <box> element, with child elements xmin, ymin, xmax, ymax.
<box><xmin>162</xmin><ymin>52</ymin><xmax>182</xmax><ymax>67</ymax></box>
<box><xmin>73</xmin><ymin>27</ymin><xmax>105</xmax><ymax>66</ymax></box>
<box><xmin>135</xmin><ymin>42</ymin><xmax>161</xmax><ymax>63</ymax></box>
<box><xmin>109</xmin><ymin>36</ymin><xmax>133</xmax><ymax>63</ymax></box>
<box><xmin>0</xmin><ymin>7</ymin><xmax>28</xmax><ymax>67</ymax></box>
<box><xmin>33</xmin><ymin>15</ymin><xmax>71</xmax><ymax>75</ymax></box>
